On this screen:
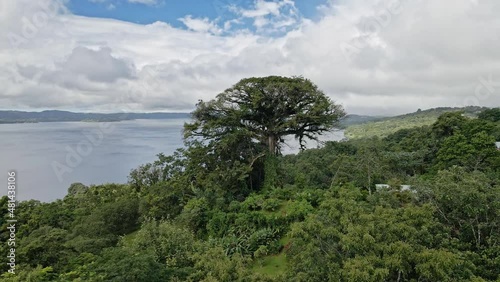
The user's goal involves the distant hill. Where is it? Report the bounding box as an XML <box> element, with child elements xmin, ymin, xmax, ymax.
<box><xmin>344</xmin><ymin>106</ymin><xmax>488</xmax><ymax>139</ymax></box>
<box><xmin>0</xmin><ymin>110</ymin><xmax>191</xmax><ymax>124</ymax></box>
<box><xmin>339</xmin><ymin>114</ymin><xmax>384</xmax><ymax>127</ymax></box>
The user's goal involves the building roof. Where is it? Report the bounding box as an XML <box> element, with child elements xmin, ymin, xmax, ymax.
<box><xmin>496</xmin><ymin>142</ymin><xmax>500</xmax><ymax>149</ymax></box>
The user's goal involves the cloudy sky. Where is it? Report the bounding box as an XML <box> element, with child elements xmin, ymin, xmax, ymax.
<box><xmin>1</xmin><ymin>0</ymin><xmax>499</xmax><ymax>115</ymax></box>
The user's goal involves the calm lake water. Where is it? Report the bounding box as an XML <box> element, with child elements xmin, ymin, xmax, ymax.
<box><xmin>0</xmin><ymin>119</ymin><xmax>344</xmax><ymax>202</ymax></box>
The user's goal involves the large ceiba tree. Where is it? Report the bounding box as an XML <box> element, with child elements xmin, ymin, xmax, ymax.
<box><xmin>184</xmin><ymin>76</ymin><xmax>346</xmax><ymax>155</ymax></box>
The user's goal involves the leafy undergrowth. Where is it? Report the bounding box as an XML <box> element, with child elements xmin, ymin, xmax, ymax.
<box><xmin>252</xmin><ymin>236</ymin><xmax>290</xmax><ymax>277</ymax></box>
<box><xmin>120</xmin><ymin>230</ymin><xmax>139</xmax><ymax>245</ymax></box>
<box><xmin>252</xmin><ymin>252</ymin><xmax>287</xmax><ymax>277</ymax></box>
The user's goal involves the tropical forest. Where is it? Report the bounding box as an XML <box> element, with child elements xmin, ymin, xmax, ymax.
<box><xmin>1</xmin><ymin>76</ymin><xmax>499</xmax><ymax>281</ymax></box>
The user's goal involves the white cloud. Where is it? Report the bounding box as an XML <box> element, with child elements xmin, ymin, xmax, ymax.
<box><xmin>179</xmin><ymin>16</ymin><xmax>222</xmax><ymax>35</ymax></box>
<box><xmin>90</xmin><ymin>0</ymin><xmax>160</xmax><ymax>7</ymax></box>
<box><xmin>1</xmin><ymin>0</ymin><xmax>499</xmax><ymax>115</ymax></box>
<box><xmin>240</xmin><ymin>0</ymin><xmax>283</xmax><ymax>17</ymax></box>
<box><xmin>128</xmin><ymin>0</ymin><xmax>159</xmax><ymax>6</ymax></box>
<box><xmin>232</xmin><ymin>0</ymin><xmax>300</xmax><ymax>31</ymax></box>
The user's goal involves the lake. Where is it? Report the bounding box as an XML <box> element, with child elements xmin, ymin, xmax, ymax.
<box><xmin>0</xmin><ymin>119</ymin><xmax>344</xmax><ymax>202</ymax></box>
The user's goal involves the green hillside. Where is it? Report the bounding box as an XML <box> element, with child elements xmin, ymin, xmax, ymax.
<box><xmin>345</xmin><ymin>106</ymin><xmax>487</xmax><ymax>139</ymax></box>
<box><xmin>339</xmin><ymin>114</ymin><xmax>384</xmax><ymax>127</ymax></box>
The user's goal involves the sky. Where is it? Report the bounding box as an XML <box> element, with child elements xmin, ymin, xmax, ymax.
<box><xmin>1</xmin><ymin>0</ymin><xmax>500</xmax><ymax>115</ymax></box>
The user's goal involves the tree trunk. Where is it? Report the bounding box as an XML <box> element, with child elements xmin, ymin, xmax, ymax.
<box><xmin>268</xmin><ymin>135</ymin><xmax>276</xmax><ymax>155</ymax></box>
<box><xmin>263</xmin><ymin>154</ymin><xmax>278</xmax><ymax>190</ymax></box>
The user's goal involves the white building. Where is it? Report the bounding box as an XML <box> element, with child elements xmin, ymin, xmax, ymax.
<box><xmin>375</xmin><ymin>184</ymin><xmax>414</xmax><ymax>192</ymax></box>
<box><xmin>375</xmin><ymin>184</ymin><xmax>390</xmax><ymax>191</ymax></box>
<box><xmin>401</xmin><ymin>185</ymin><xmax>412</xmax><ymax>191</ymax></box>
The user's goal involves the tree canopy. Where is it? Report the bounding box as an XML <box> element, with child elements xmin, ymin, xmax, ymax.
<box><xmin>184</xmin><ymin>76</ymin><xmax>346</xmax><ymax>155</ymax></box>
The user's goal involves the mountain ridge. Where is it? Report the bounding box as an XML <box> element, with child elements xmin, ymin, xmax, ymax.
<box><xmin>344</xmin><ymin>106</ymin><xmax>489</xmax><ymax>139</ymax></box>
<box><xmin>0</xmin><ymin>110</ymin><xmax>191</xmax><ymax>123</ymax></box>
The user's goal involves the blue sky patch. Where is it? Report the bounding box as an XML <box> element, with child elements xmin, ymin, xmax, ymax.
<box><xmin>67</xmin><ymin>0</ymin><xmax>328</xmax><ymax>32</ymax></box>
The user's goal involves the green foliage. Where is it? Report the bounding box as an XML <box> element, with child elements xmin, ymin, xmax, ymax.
<box><xmin>138</xmin><ymin>182</ymin><xmax>186</xmax><ymax>220</ymax></box>
<box><xmin>18</xmin><ymin>226</ymin><xmax>72</xmax><ymax>271</ymax></box>
<box><xmin>252</xmin><ymin>252</ymin><xmax>287</xmax><ymax>277</ymax></box>
<box><xmin>284</xmin><ymin>199</ymin><xmax>314</xmax><ymax>221</ymax></box>
<box><xmin>181</xmin><ymin>76</ymin><xmax>345</xmax><ymax>203</ymax></box>
<box><xmin>414</xmin><ymin>249</ymin><xmax>473</xmax><ymax>281</ymax></box>
<box><xmin>16</xmin><ymin>200</ymin><xmax>73</xmax><ymax>236</ymax></box>
<box><xmin>261</xmin><ymin>198</ymin><xmax>281</xmax><ymax>212</ymax></box>
<box><xmin>65</xmin><ymin>196</ymin><xmax>140</xmax><ymax>256</ymax></box>
<box><xmin>263</xmin><ymin>155</ymin><xmax>280</xmax><ymax>190</ymax></box>
<box><xmin>66</xmin><ymin>183</ymin><xmax>88</xmax><ymax>197</ymax></box>
<box><xmin>127</xmin><ymin>220</ymin><xmax>196</xmax><ymax>270</ymax></box>
<box><xmin>345</xmin><ymin>106</ymin><xmax>486</xmax><ymax>139</ymax></box>
<box><xmin>478</xmin><ymin>107</ymin><xmax>500</xmax><ymax>122</ymax></box>
<box><xmin>4</xmin><ymin>108</ymin><xmax>499</xmax><ymax>281</ymax></box>
<box><xmin>128</xmin><ymin>150</ymin><xmax>186</xmax><ymax>191</ymax></box>
<box><xmin>432</xmin><ymin>111</ymin><xmax>469</xmax><ymax>138</ymax></box>
<box><xmin>177</xmin><ymin>197</ymin><xmax>210</xmax><ymax>237</ymax></box>
<box><xmin>188</xmin><ymin>246</ymin><xmax>253</xmax><ymax>282</ymax></box>
<box><xmin>185</xmin><ymin>76</ymin><xmax>345</xmax><ymax>155</ymax></box>
<box><xmin>431</xmin><ymin>111</ymin><xmax>500</xmax><ymax>172</ymax></box>
<box><xmin>436</xmin><ymin>132</ymin><xmax>498</xmax><ymax>170</ymax></box>
<box><xmin>77</xmin><ymin>247</ymin><xmax>168</xmax><ymax>282</ymax></box>
<box><xmin>286</xmin><ymin>185</ymin><xmax>474</xmax><ymax>281</ymax></box>
<box><xmin>416</xmin><ymin>167</ymin><xmax>500</xmax><ymax>250</ymax></box>
<box><xmin>1</xmin><ymin>265</ymin><xmax>55</xmax><ymax>282</ymax></box>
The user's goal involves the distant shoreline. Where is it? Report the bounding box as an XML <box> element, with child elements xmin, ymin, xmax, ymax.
<box><xmin>0</xmin><ymin>120</ymin><xmax>39</xmax><ymax>124</ymax></box>
<box><xmin>0</xmin><ymin>110</ymin><xmax>191</xmax><ymax>124</ymax></box>
<box><xmin>0</xmin><ymin>120</ymin><xmax>124</xmax><ymax>124</ymax></box>
<box><xmin>0</xmin><ymin>118</ymin><xmax>189</xmax><ymax>124</ymax></box>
